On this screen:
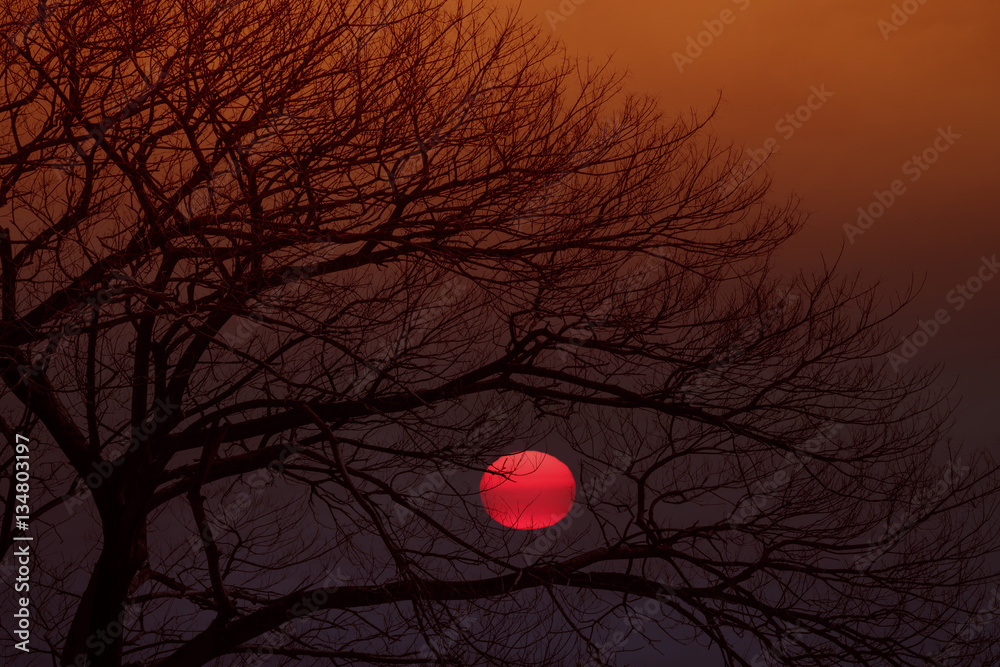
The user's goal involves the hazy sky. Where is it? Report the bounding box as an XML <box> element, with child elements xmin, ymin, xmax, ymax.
<box><xmin>516</xmin><ymin>0</ymin><xmax>1000</xmax><ymax>450</ymax></box>
<box><xmin>505</xmin><ymin>3</ymin><xmax>998</xmax><ymax>661</ymax></box>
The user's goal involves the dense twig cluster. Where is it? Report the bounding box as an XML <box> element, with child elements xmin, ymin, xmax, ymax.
<box><xmin>0</xmin><ymin>1</ymin><xmax>998</xmax><ymax>665</ymax></box>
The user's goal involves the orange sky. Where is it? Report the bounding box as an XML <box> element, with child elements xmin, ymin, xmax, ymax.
<box><xmin>515</xmin><ymin>0</ymin><xmax>1000</xmax><ymax>446</ymax></box>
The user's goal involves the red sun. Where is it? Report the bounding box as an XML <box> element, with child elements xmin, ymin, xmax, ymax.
<box><xmin>479</xmin><ymin>451</ymin><xmax>576</xmax><ymax>530</ymax></box>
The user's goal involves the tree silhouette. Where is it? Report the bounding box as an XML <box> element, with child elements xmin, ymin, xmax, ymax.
<box><xmin>1</xmin><ymin>0</ymin><xmax>998</xmax><ymax>665</ymax></box>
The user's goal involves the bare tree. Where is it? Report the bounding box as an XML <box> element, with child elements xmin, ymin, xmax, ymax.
<box><xmin>1</xmin><ymin>0</ymin><xmax>998</xmax><ymax>665</ymax></box>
